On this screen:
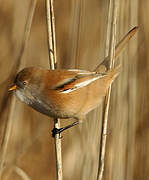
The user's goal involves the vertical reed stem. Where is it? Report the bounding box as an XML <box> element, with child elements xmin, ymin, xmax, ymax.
<box><xmin>45</xmin><ymin>1</ymin><xmax>63</xmax><ymax>180</ymax></box>
<box><xmin>0</xmin><ymin>0</ymin><xmax>37</xmax><ymax>178</ymax></box>
<box><xmin>97</xmin><ymin>0</ymin><xmax>119</xmax><ymax>180</ymax></box>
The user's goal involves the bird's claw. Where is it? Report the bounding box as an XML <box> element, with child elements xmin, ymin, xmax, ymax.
<box><xmin>52</xmin><ymin>128</ymin><xmax>63</xmax><ymax>138</ymax></box>
<box><xmin>52</xmin><ymin>121</ymin><xmax>79</xmax><ymax>138</ymax></box>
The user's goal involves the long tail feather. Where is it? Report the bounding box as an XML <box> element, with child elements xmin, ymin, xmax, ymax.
<box><xmin>94</xmin><ymin>26</ymin><xmax>138</xmax><ymax>73</ymax></box>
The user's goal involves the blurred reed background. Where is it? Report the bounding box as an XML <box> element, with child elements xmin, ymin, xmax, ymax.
<box><xmin>0</xmin><ymin>0</ymin><xmax>147</xmax><ymax>179</ymax></box>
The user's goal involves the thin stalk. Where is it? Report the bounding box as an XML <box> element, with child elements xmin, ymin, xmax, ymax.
<box><xmin>45</xmin><ymin>0</ymin><xmax>57</xmax><ymax>69</ymax></box>
<box><xmin>45</xmin><ymin>1</ymin><xmax>63</xmax><ymax>180</ymax></box>
<box><xmin>97</xmin><ymin>0</ymin><xmax>119</xmax><ymax>180</ymax></box>
<box><xmin>0</xmin><ymin>0</ymin><xmax>37</xmax><ymax>178</ymax></box>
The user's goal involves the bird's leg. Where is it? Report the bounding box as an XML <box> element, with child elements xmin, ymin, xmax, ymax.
<box><xmin>52</xmin><ymin>121</ymin><xmax>79</xmax><ymax>137</ymax></box>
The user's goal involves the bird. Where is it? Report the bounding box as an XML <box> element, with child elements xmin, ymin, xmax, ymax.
<box><xmin>9</xmin><ymin>27</ymin><xmax>138</xmax><ymax>137</ymax></box>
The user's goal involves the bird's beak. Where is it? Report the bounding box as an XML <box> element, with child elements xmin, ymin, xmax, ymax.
<box><xmin>8</xmin><ymin>85</ymin><xmax>17</xmax><ymax>92</ymax></box>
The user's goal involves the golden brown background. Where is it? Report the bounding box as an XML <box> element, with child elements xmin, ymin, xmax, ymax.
<box><xmin>0</xmin><ymin>0</ymin><xmax>147</xmax><ymax>179</ymax></box>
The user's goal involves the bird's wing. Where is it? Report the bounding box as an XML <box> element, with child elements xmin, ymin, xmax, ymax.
<box><xmin>47</xmin><ymin>69</ymin><xmax>107</xmax><ymax>93</ymax></box>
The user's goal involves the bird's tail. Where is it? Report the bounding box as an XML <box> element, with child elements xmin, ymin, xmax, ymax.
<box><xmin>95</xmin><ymin>26</ymin><xmax>138</xmax><ymax>73</ymax></box>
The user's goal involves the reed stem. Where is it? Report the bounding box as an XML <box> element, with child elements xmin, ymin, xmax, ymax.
<box><xmin>45</xmin><ymin>1</ymin><xmax>63</xmax><ymax>180</ymax></box>
<box><xmin>97</xmin><ymin>0</ymin><xmax>119</xmax><ymax>179</ymax></box>
<box><xmin>0</xmin><ymin>0</ymin><xmax>37</xmax><ymax>178</ymax></box>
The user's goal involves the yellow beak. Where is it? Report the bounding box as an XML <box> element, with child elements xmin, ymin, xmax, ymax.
<box><xmin>8</xmin><ymin>85</ymin><xmax>17</xmax><ymax>91</ymax></box>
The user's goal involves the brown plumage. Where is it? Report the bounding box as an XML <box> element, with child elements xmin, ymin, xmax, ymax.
<box><xmin>10</xmin><ymin>66</ymin><xmax>119</xmax><ymax>120</ymax></box>
<box><xmin>8</xmin><ymin>27</ymin><xmax>137</xmax><ymax>136</ymax></box>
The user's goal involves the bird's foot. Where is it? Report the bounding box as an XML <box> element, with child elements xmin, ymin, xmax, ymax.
<box><xmin>52</xmin><ymin>121</ymin><xmax>79</xmax><ymax>138</ymax></box>
<box><xmin>52</xmin><ymin>128</ymin><xmax>64</xmax><ymax>138</ymax></box>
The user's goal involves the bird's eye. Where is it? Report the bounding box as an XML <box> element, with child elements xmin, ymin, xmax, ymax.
<box><xmin>23</xmin><ymin>81</ymin><xmax>28</xmax><ymax>85</ymax></box>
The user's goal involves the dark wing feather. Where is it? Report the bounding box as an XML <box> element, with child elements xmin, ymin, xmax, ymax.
<box><xmin>49</xmin><ymin>69</ymin><xmax>106</xmax><ymax>93</ymax></box>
